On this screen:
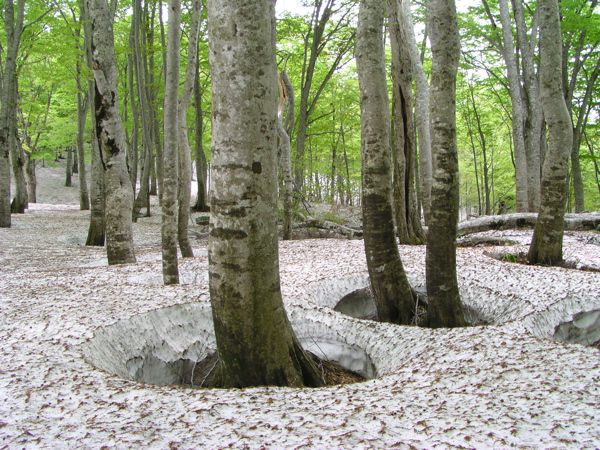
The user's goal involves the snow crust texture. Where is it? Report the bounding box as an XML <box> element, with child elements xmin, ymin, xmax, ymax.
<box><xmin>1</xmin><ymin>201</ymin><xmax>599</xmax><ymax>448</ymax></box>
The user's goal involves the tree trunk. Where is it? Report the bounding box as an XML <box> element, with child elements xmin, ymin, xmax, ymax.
<box><xmin>397</xmin><ymin>0</ymin><xmax>432</xmax><ymax>224</ymax></box>
<box><xmin>498</xmin><ymin>0</ymin><xmax>529</xmax><ymax>212</ymax></box>
<box><xmin>207</xmin><ymin>0</ymin><xmax>323</xmax><ymax>388</ymax></box>
<box><xmin>357</xmin><ymin>0</ymin><xmax>415</xmax><ymax>325</ymax></box>
<box><xmin>160</xmin><ymin>0</ymin><xmax>181</xmax><ymax>284</ymax></box>
<box><xmin>425</xmin><ymin>0</ymin><xmax>466</xmax><ymax>328</ymax></box>
<box><xmin>513</xmin><ymin>0</ymin><xmax>542</xmax><ymax>211</ymax></box>
<box><xmin>76</xmin><ymin>91</ymin><xmax>90</xmax><ymax>210</ymax></box>
<box><xmin>176</xmin><ymin>0</ymin><xmax>202</xmax><ymax>259</ymax></box>
<box><xmin>85</xmin><ymin>0</ymin><xmax>106</xmax><ymax>248</ymax></box>
<box><xmin>388</xmin><ymin>0</ymin><xmax>425</xmax><ymax>245</ymax></box>
<box><xmin>278</xmin><ymin>72</ymin><xmax>294</xmax><ymax>240</ymax></box>
<box><xmin>192</xmin><ymin>52</ymin><xmax>209</xmax><ymax>212</ymax></box>
<box><xmin>88</xmin><ymin>0</ymin><xmax>136</xmax><ymax>265</ymax></box>
<box><xmin>527</xmin><ymin>0</ymin><xmax>573</xmax><ymax>265</ymax></box>
<box><xmin>65</xmin><ymin>146</ymin><xmax>73</xmax><ymax>187</ymax></box>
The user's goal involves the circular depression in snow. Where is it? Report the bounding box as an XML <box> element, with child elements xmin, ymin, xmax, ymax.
<box><xmin>81</xmin><ymin>302</ymin><xmax>376</xmax><ymax>386</ymax></box>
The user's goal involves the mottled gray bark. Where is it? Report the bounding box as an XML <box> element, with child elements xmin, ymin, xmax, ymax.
<box><xmin>498</xmin><ymin>0</ymin><xmax>529</xmax><ymax>212</ymax></box>
<box><xmin>89</xmin><ymin>0</ymin><xmax>136</xmax><ymax>264</ymax></box>
<box><xmin>425</xmin><ymin>0</ymin><xmax>466</xmax><ymax>328</ymax></box>
<box><xmin>388</xmin><ymin>0</ymin><xmax>425</xmax><ymax>245</ymax></box>
<box><xmin>76</xmin><ymin>89</ymin><xmax>90</xmax><ymax>210</ymax></box>
<box><xmin>357</xmin><ymin>0</ymin><xmax>415</xmax><ymax>324</ymax></box>
<box><xmin>397</xmin><ymin>0</ymin><xmax>432</xmax><ymax>224</ymax></box>
<box><xmin>66</xmin><ymin>147</ymin><xmax>73</xmax><ymax>187</ymax></box>
<box><xmin>528</xmin><ymin>0</ymin><xmax>573</xmax><ymax>265</ymax></box>
<box><xmin>207</xmin><ymin>0</ymin><xmax>323</xmax><ymax>388</ymax></box>
<box><xmin>1</xmin><ymin>0</ymin><xmax>26</xmax><ymax>220</ymax></box>
<box><xmin>278</xmin><ymin>72</ymin><xmax>294</xmax><ymax>241</ymax></box>
<box><xmin>160</xmin><ymin>0</ymin><xmax>181</xmax><ymax>284</ymax></box>
<box><xmin>514</xmin><ymin>0</ymin><xmax>542</xmax><ymax>211</ymax></box>
<box><xmin>192</xmin><ymin>55</ymin><xmax>208</xmax><ymax>212</ymax></box>
<box><xmin>176</xmin><ymin>0</ymin><xmax>202</xmax><ymax>258</ymax></box>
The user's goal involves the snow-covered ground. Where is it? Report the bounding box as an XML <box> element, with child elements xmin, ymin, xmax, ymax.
<box><xmin>1</xmin><ymin>168</ymin><xmax>599</xmax><ymax>448</ymax></box>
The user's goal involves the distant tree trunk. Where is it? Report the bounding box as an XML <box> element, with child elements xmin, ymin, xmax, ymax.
<box><xmin>468</xmin><ymin>82</ymin><xmax>491</xmax><ymax>215</ymax></box>
<box><xmin>127</xmin><ymin>47</ymin><xmax>139</xmax><ymax>192</ymax></box>
<box><xmin>528</xmin><ymin>0</ymin><xmax>573</xmax><ymax>265</ymax></box>
<box><xmin>207</xmin><ymin>0</ymin><xmax>323</xmax><ymax>388</ymax></box>
<box><xmin>176</xmin><ymin>0</ymin><xmax>202</xmax><ymax>258</ymax></box>
<box><xmin>88</xmin><ymin>0</ymin><xmax>136</xmax><ymax>264</ymax></box>
<box><xmin>396</xmin><ymin>0</ymin><xmax>432</xmax><ymax>223</ymax></box>
<box><xmin>514</xmin><ymin>0</ymin><xmax>542</xmax><ymax>211</ymax></box>
<box><xmin>132</xmin><ymin>0</ymin><xmax>152</xmax><ymax>218</ymax></box>
<box><xmin>357</xmin><ymin>0</ymin><xmax>415</xmax><ymax>324</ymax></box>
<box><xmin>278</xmin><ymin>72</ymin><xmax>294</xmax><ymax>240</ymax></box>
<box><xmin>65</xmin><ymin>147</ymin><xmax>73</xmax><ymax>187</ymax></box>
<box><xmin>160</xmin><ymin>0</ymin><xmax>181</xmax><ymax>284</ymax></box>
<box><xmin>76</xmin><ymin>91</ymin><xmax>90</xmax><ymax>210</ymax></box>
<box><xmin>425</xmin><ymin>0</ymin><xmax>466</xmax><ymax>328</ymax></box>
<box><xmin>498</xmin><ymin>0</ymin><xmax>529</xmax><ymax>212</ymax></box>
<box><xmin>192</xmin><ymin>52</ymin><xmax>209</xmax><ymax>212</ymax></box>
<box><xmin>388</xmin><ymin>0</ymin><xmax>425</xmax><ymax>244</ymax></box>
<box><xmin>464</xmin><ymin>108</ymin><xmax>482</xmax><ymax>215</ymax></box>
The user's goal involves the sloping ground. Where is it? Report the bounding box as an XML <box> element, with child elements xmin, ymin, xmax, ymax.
<box><xmin>0</xmin><ymin>173</ymin><xmax>599</xmax><ymax>447</ymax></box>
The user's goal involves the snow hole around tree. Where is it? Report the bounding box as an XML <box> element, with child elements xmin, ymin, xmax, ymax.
<box><xmin>81</xmin><ymin>302</ymin><xmax>376</xmax><ymax>387</ymax></box>
<box><xmin>308</xmin><ymin>273</ymin><xmax>489</xmax><ymax>326</ymax></box>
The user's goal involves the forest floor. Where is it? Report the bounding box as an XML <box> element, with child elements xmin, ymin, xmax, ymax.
<box><xmin>1</xmin><ymin>166</ymin><xmax>599</xmax><ymax>448</ymax></box>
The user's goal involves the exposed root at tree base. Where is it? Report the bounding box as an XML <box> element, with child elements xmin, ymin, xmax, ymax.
<box><xmin>187</xmin><ymin>352</ymin><xmax>366</xmax><ymax>389</ymax></box>
<box><xmin>485</xmin><ymin>251</ymin><xmax>600</xmax><ymax>273</ymax></box>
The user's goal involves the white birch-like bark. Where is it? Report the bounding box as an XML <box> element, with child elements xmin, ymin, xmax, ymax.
<box><xmin>498</xmin><ymin>0</ymin><xmax>529</xmax><ymax>212</ymax></box>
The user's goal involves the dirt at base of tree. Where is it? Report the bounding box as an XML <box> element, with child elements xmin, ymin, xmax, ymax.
<box><xmin>187</xmin><ymin>352</ymin><xmax>366</xmax><ymax>389</ymax></box>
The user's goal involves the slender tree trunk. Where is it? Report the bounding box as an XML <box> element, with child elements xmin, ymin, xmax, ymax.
<box><xmin>528</xmin><ymin>0</ymin><xmax>573</xmax><ymax>265</ymax></box>
<box><xmin>207</xmin><ymin>0</ymin><xmax>323</xmax><ymax>388</ymax></box>
<box><xmin>132</xmin><ymin>0</ymin><xmax>152</xmax><ymax>217</ymax></box>
<box><xmin>469</xmin><ymin>82</ymin><xmax>491</xmax><ymax>215</ymax></box>
<box><xmin>357</xmin><ymin>0</ymin><xmax>415</xmax><ymax>324</ymax></box>
<box><xmin>388</xmin><ymin>0</ymin><xmax>425</xmax><ymax>244</ymax></box>
<box><xmin>160</xmin><ymin>0</ymin><xmax>181</xmax><ymax>284</ymax></box>
<box><xmin>65</xmin><ymin>146</ymin><xmax>73</xmax><ymax>187</ymax></box>
<box><xmin>192</xmin><ymin>52</ymin><xmax>208</xmax><ymax>212</ymax></box>
<box><xmin>514</xmin><ymin>0</ymin><xmax>542</xmax><ymax>211</ymax></box>
<box><xmin>498</xmin><ymin>0</ymin><xmax>529</xmax><ymax>212</ymax></box>
<box><xmin>278</xmin><ymin>72</ymin><xmax>294</xmax><ymax>240</ymax></box>
<box><xmin>176</xmin><ymin>0</ymin><xmax>202</xmax><ymax>258</ymax></box>
<box><xmin>397</xmin><ymin>0</ymin><xmax>432</xmax><ymax>224</ymax></box>
<box><xmin>84</xmin><ymin>0</ymin><xmax>106</xmax><ymax>247</ymax></box>
<box><xmin>1</xmin><ymin>0</ymin><xmax>26</xmax><ymax>219</ymax></box>
<box><xmin>464</xmin><ymin>109</ymin><xmax>482</xmax><ymax>215</ymax></box>
<box><xmin>425</xmin><ymin>0</ymin><xmax>466</xmax><ymax>328</ymax></box>
<box><xmin>88</xmin><ymin>0</ymin><xmax>136</xmax><ymax>264</ymax></box>
<box><xmin>76</xmin><ymin>91</ymin><xmax>90</xmax><ymax>210</ymax></box>
<box><xmin>127</xmin><ymin>47</ymin><xmax>139</xmax><ymax>192</ymax></box>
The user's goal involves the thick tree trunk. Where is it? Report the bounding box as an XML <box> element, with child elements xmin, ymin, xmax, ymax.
<box><xmin>160</xmin><ymin>0</ymin><xmax>181</xmax><ymax>284</ymax></box>
<box><xmin>498</xmin><ymin>0</ymin><xmax>529</xmax><ymax>212</ymax></box>
<box><xmin>357</xmin><ymin>0</ymin><xmax>415</xmax><ymax>325</ymax></box>
<box><xmin>176</xmin><ymin>0</ymin><xmax>202</xmax><ymax>258</ymax></box>
<box><xmin>425</xmin><ymin>0</ymin><xmax>466</xmax><ymax>328</ymax></box>
<box><xmin>89</xmin><ymin>0</ymin><xmax>136</xmax><ymax>265</ymax></box>
<box><xmin>528</xmin><ymin>0</ymin><xmax>573</xmax><ymax>265</ymax></box>
<box><xmin>207</xmin><ymin>0</ymin><xmax>323</xmax><ymax>388</ymax></box>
